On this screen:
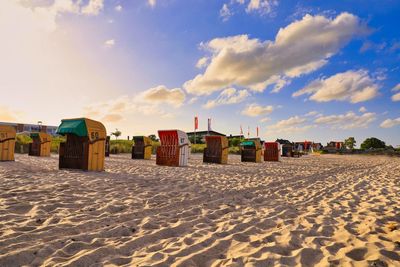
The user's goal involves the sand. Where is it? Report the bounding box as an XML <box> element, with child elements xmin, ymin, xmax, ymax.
<box><xmin>0</xmin><ymin>154</ymin><xmax>399</xmax><ymax>267</ymax></box>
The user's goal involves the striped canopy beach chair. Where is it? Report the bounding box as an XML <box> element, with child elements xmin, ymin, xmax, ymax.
<box><xmin>156</xmin><ymin>130</ymin><xmax>189</xmax><ymax>167</ymax></box>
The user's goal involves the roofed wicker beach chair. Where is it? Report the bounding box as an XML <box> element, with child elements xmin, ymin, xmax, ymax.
<box><xmin>281</xmin><ymin>144</ymin><xmax>294</xmax><ymax>157</ymax></box>
<box><xmin>264</xmin><ymin>142</ymin><xmax>280</xmax><ymax>162</ymax></box>
<box><xmin>156</xmin><ymin>130</ymin><xmax>189</xmax><ymax>167</ymax></box>
<box><xmin>132</xmin><ymin>136</ymin><xmax>152</xmax><ymax>160</ymax></box>
<box><xmin>0</xmin><ymin>125</ymin><xmax>16</xmax><ymax>161</ymax></box>
<box><xmin>57</xmin><ymin>118</ymin><xmax>106</xmax><ymax>171</ymax></box>
<box><xmin>203</xmin><ymin>135</ymin><xmax>229</xmax><ymax>164</ymax></box>
<box><xmin>240</xmin><ymin>138</ymin><xmax>262</xmax><ymax>163</ymax></box>
<box><xmin>28</xmin><ymin>132</ymin><xmax>52</xmax><ymax>157</ymax></box>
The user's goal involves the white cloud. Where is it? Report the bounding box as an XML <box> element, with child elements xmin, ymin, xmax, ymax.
<box><xmin>246</xmin><ymin>0</ymin><xmax>278</xmax><ymax>15</ymax></box>
<box><xmin>242</xmin><ymin>104</ymin><xmax>274</xmax><ymax>117</ymax></box>
<box><xmin>314</xmin><ymin>111</ymin><xmax>376</xmax><ymax>129</ymax></box>
<box><xmin>392</xmin><ymin>93</ymin><xmax>400</xmax><ymax>102</ymax></box>
<box><xmin>293</xmin><ymin>70</ymin><xmax>379</xmax><ymax>103</ymax></box>
<box><xmin>203</xmin><ymin>88</ymin><xmax>249</xmax><ymax>109</ymax></box>
<box><xmin>359</xmin><ymin>106</ymin><xmax>367</xmax><ymax>113</ymax></box>
<box><xmin>220</xmin><ymin>4</ymin><xmax>232</xmax><ymax>21</ymax></box>
<box><xmin>392</xmin><ymin>83</ymin><xmax>400</xmax><ymax>101</ymax></box>
<box><xmin>196</xmin><ymin>57</ymin><xmax>209</xmax><ymax>69</ymax></box>
<box><xmin>188</xmin><ymin>97</ymin><xmax>198</xmax><ymax>104</ymax></box>
<box><xmin>184</xmin><ymin>12</ymin><xmax>369</xmax><ymax>95</ymax></box>
<box><xmin>81</xmin><ymin>0</ymin><xmax>104</xmax><ymax>15</ymax></box>
<box><xmin>267</xmin><ymin>116</ymin><xmax>312</xmax><ymax>134</ymax></box>
<box><xmin>83</xmin><ymin>93</ymin><xmax>178</xmax><ymax>123</ymax></box>
<box><xmin>104</xmin><ymin>39</ymin><xmax>115</xmax><ymax>48</ymax></box>
<box><xmin>392</xmin><ymin>83</ymin><xmax>400</xmax><ymax>92</ymax></box>
<box><xmin>115</xmin><ymin>5</ymin><xmax>123</xmax><ymax>12</ymax></box>
<box><xmin>148</xmin><ymin>0</ymin><xmax>156</xmax><ymax>7</ymax></box>
<box><xmin>380</xmin><ymin>117</ymin><xmax>400</xmax><ymax>128</ymax></box>
<box><xmin>260</xmin><ymin>117</ymin><xmax>271</xmax><ymax>123</ymax></box>
<box><xmin>305</xmin><ymin>111</ymin><xmax>320</xmax><ymax>117</ymax></box>
<box><xmin>141</xmin><ymin>85</ymin><xmax>186</xmax><ymax>107</ymax></box>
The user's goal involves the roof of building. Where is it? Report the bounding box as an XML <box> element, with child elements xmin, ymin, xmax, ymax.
<box><xmin>186</xmin><ymin>130</ymin><xmax>226</xmax><ymax>136</ymax></box>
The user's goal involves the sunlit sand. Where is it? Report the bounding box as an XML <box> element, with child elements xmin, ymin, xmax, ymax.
<box><xmin>0</xmin><ymin>154</ymin><xmax>399</xmax><ymax>266</ymax></box>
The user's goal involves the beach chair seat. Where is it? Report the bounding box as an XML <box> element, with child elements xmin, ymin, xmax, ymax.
<box><xmin>203</xmin><ymin>135</ymin><xmax>228</xmax><ymax>164</ymax></box>
<box><xmin>156</xmin><ymin>130</ymin><xmax>189</xmax><ymax>167</ymax></box>
<box><xmin>0</xmin><ymin>126</ymin><xmax>16</xmax><ymax>161</ymax></box>
<box><xmin>57</xmin><ymin>118</ymin><xmax>106</xmax><ymax>171</ymax></box>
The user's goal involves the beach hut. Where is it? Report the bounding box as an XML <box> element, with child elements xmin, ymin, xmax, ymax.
<box><xmin>203</xmin><ymin>135</ymin><xmax>229</xmax><ymax>164</ymax></box>
<box><xmin>264</xmin><ymin>142</ymin><xmax>280</xmax><ymax>162</ymax></box>
<box><xmin>0</xmin><ymin>125</ymin><xmax>16</xmax><ymax>161</ymax></box>
<box><xmin>57</xmin><ymin>118</ymin><xmax>106</xmax><ymax>171</ymax></box>
<box><xmin>28</xmin><ymin>132</ymin><xmax>52</xmax><ymax>157</ymax></box>
<box><xmin>240</xmin><ymin>138</ymin><xmax>262</xmax><ymax>163</ymax></box>
<box><xmin>105</xmin><ymin>136</ymin><xmax>110</xmax><ymax>157</ymax></box>
<box><xmin>156</xmin><ymin>130</ymin><xmax>189</xmax><ymax>167</ymax></box>
<box><xmin>132</xmin><ymin>136</ymin><xmax>152</xmax><ymax>160</ymax></box>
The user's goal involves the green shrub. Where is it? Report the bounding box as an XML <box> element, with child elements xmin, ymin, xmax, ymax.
<box><xmin>14</xmin><ymin>134</ymin><xmax>31</xmax><ymax>154</ymax></box>
<box><xmin>51</xmin><ymin>136</ymin><xmax>66</xmax><ymax>153</ymax></box>
<box><xmin>228</xmin><ymin>146</ymin><xmax>240</xmax><ymax>154</ymax></box>
<box><xmin>360</xmin><ymin>137</ymin><xmax>386</xmax><ymax>150</ymax></box>
<box><xmin>110</xmin><ymin>140</ymin><xmax>133</xmax><ymax>154</ymax></box>
<box><xmin>191</xmin><ymin>144</ymin><xmax>206</xmax><ymax>153</ymax></box>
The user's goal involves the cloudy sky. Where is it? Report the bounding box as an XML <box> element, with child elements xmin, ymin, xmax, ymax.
<box><xmin>1</xmin><ymin>0</ymin><xmax>399</xmax><ymax>146</ymax></box>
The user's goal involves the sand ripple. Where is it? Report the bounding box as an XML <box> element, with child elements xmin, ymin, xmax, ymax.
<box><xmin>0</xmin><ymin>154</ymin><xmax>399</xmax><ymax>266</ymax></box>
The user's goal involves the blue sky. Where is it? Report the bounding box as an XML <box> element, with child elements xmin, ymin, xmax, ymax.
<box><xmin>0</xmin><ymin>0</ymin><xmax>399</xmax><ymax>147</ymax></box>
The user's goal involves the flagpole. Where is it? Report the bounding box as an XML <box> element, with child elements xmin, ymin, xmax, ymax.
<box><xmin>194</xmin><ymin>116</ymin><xmax>197</xmax><ymax>144</ymax></box>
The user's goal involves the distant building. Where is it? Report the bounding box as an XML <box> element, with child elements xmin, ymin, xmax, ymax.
<box><xmin>186</xmin><ymin>130</ymin><xmax>226</xmax><ymax>144</ymax></box>
<box><xmin>324</xmin><ymin>141</ymin><xmax>345</xmax><ymax>152</ymax></box>
<box><xmin>227</xmin><ymin>134</ymin><xmax>244</xmax><ymax>140</ymax></box>
<box><xmin>313</xmin><ymin>143</ymin><xmax>323</xmax><ymax>150</ymax></box>
<box><xmin>294</xmin><ymin>141</ymin><xmax>313</xmax><ymax>152</ymax></box>
<box><xmin>0</xmin><ymin>121</ymin><xmax>58</xmax><ymax>135</ymax></box>
<box><xmin>276</xmin><ymin>139</ymin><xmax>292</xmax><ymax>145</ymax></box>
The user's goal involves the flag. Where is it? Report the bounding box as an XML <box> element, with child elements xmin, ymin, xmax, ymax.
<box><xmin>208</xmin><ymin>118</ymin><xmax>212</xmax><ymax>132</ymax></box>
<box><xmin>194</xmin><ymin>116</ymin><xmax>198</xmax><ymax>130</ymax></box>
<box><xmin>257</xmin><ymin>126</ymin><xmax>259</xmax><ymax>137</ymax></box>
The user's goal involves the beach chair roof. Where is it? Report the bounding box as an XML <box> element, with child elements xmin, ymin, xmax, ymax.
<box><xmin>57</xmin><ymin>118</ymin><xmax>106</xmax><ymax>141</ymax></box>
<box><xmin>206</xmin><ymin>135</ymin><xmax>228</xmax><ymax>146</ymax></box>
<box><xmin>133</xmin><ymin>136</ymin><xmax>152</xmax><ymax>145</ymax></box>
<box><xmin>30</xmin><ymin>132</ymin><xmax>52</xmax><ymax>142</ymax></box>
<box><xmin>0</xmin><ymin>125</ymin><xmax>16</xmax><ymax>141</ymax></box>
<box><xmin>240</xmin><ymin>138</ymin><xmax>262</xmax><ymax>148</ymax></box>
<box><xmin>158</xmin><ymin>130</ymin><xmax>189</xmax><ymax>146</ymax></box>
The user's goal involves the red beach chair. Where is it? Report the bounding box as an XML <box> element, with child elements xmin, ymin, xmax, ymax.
<box><xmin>156</xmin><ymin>130</ymin><xmax>189</xmax><ymax>167</ymax></box>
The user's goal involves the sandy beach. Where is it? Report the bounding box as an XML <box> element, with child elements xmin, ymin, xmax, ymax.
<box><xmin>0</xmin><ymin>154</ymin><xmax>399</xmax><ymax>266</ymax></box>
